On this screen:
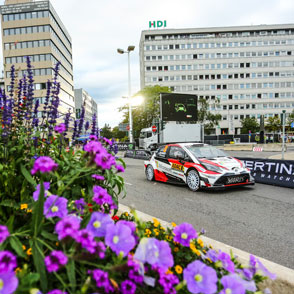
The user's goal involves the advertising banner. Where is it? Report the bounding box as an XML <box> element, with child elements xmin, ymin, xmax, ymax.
<box><xmin>160</xmin><ymin>93</ymin><xmax>197</xmax><ymax>122</ymax></box>
<box><xmin>117</xmin><ymin>143</ymin><xmax>135</xmax><ymax>151</ymax></box>
<box><xmin>237</xmin><ymin>157</ymin><xmax>294</xmax><ymax>188</ymax></box>
<box><xmin>124</xmin><ymin>150</ymin><xmax>151</xmax><ymax>160</ymax></box>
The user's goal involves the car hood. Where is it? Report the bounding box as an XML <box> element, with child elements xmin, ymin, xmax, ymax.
<box><xmin>198</xmin><ymin>157</ymin><xmax>243</xmax><ymax>171</ymax></box>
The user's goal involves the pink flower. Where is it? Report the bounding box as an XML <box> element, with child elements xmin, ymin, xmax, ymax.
<box><xmin>31</xmin><ymin>156</ymin><xmax>58</xmax><ymax>175</ymax></box>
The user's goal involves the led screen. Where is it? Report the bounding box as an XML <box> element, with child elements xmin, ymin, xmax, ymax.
<box><xmin>161</xmin><ymin>93</ymin><xmax>198</xmax><ymax>121</ymax></box>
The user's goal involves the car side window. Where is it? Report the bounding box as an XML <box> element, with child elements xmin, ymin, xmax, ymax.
<box><xmin>169</xmin><ymin>146</ymin><xmax>185</xmax><ymax>159</ymax></box>
<box><xmin>156</xmin><ymin>145</ymin><xmax>167</xmax><ymax>158</ymax></box>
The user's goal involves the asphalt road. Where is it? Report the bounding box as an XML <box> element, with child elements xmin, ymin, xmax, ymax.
<box><xmin>119</xmin><ymin>157</ymin><xmax>294</xmax><ymax>270</ymax></box>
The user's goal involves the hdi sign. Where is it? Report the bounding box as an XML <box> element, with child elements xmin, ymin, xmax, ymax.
<box><xmin>149</xmin><ymin>20</ymin><xmax>167</xmax><ymax>29</ymax></box>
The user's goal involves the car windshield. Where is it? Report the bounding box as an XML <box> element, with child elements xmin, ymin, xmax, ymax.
<box><xmin>186</xmin><ymin>145</ymin><xmax>228</xmax><ymax>159</ymax></box>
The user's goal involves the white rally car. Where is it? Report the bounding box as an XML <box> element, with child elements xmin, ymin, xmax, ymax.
<box><xmin>144</xmin><ymin>143</ymin><xmax>255</xmax><ymax>191</ymax></box>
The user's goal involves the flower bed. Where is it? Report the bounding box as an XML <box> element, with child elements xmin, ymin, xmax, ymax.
<box><xmin>0</xmin><ymin>59</ymin><xmax>276</xmax><ymax>293</ymax></box>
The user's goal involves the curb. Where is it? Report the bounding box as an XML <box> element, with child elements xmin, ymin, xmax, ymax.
<box><xmin>118</xmin><ymin>203</ymin><xmax>294</xmax><ymax>288</ymax></box>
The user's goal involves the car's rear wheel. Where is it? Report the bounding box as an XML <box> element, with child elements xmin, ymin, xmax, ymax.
<box><xmin>186</xmin><ymin>169</ymin><xmax>200</xmax><ymax>192</ymax></box>
<box><xmin>146</xmin><ymin>165</ymin><xmax>155</xmax><ymax>181</ymax></box>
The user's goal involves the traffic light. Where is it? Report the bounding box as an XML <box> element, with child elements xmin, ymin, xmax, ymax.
<box><xmin>160</xmin><ymin>120</ymin><xmax>166</xmax><ymax>130</ymax></box>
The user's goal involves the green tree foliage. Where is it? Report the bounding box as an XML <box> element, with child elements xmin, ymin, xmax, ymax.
<box><xmin>119</xmin><ymin>85</ymin><xmax>170</xmax><ymax>138</ymax></box>
<box><xmin>100</xmin><ymin>123</ymin><xmax>113</xmax><ymax>138</ymax></box>
<box><xmin>112</xmin><ymin>126</ymin><xmax>128</xmax><ymax>141</ymax></box>
<box><xmin>265</xmin><ymin>116</ymin><xmax>281</xmax><ymax>133</ymax></box>
<box><xmin>240</xmin><ymin>117</ymin><xmax>260</xmax><ymax>134</ymax></box>
<box><xmin>197</xmin><ymin>98</ymin><xmax>222</xmax><ymax>134</ymax></box>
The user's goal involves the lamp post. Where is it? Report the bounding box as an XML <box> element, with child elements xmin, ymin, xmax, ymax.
<box><xmin>117</xmin><ymin>45</ymin><xmax>135</xmax><ymax>143</ymax></box>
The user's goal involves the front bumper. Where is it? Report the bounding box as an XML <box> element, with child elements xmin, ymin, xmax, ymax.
<box><xmin>200</xmin><ymin>172</ymin><xmax>255</xmax><ymax>188</ymax></box>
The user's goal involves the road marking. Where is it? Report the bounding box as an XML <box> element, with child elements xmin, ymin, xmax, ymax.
<box><xmin>125</xmin><ymin>182</ymin><xmax>133</xmax><ymax>186</ymax></box>
<box><xmin>184</xmin><ymin>198</ymin><xmax>194</xmax><ymax>202</ymax></box>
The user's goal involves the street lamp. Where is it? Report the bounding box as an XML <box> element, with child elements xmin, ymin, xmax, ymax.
<box><xmin>117</xmin><ymin>45</ymin><xmax>135</xmax><ymax>143</ymax></box>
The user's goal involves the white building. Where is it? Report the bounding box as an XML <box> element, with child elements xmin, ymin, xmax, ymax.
<box><xmin>74</xmin><ymin>88</ymin><xmax>98</xmax><ymax>134</ymax></box>
<box><xmin>139</xmin><ymin>24</ymin><xmax>294</xmax><ymax>134</ymax></box>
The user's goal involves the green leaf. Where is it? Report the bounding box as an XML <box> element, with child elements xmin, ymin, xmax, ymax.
<box><xmin>20</xmin><ymin>164</ymin><xmax>36</xmax><ymax>187</ymax></box>
<box><xmin>22</xmin><ymin>273</ymin><xmax>40</xmax><ymax>286</ymax></box>
<box><xmin>32</xmin><ymin>180</ymin><xmax>45</xmax><ymax>237</ymax></box>
<box><xmin>66</xmin><ymin>258</ymin><xmax>76</xmax><ymax>292</ymax></box>
<box><xmin>41</xmin><ymin>230</ymin><xmax>58</xmax><ymax>242</ymax></box>
<box><xmin>5</xmin><ymin>214</ymin><xmax>15</xmax><ymax>232</ymax></box>
<box><xmin>9</xmin><ymin>236</ymin><xmax>26</xmax><ymax>258</ymax></box>
<box><xmin>32</xmin><ymin>239</ymin><xmax>47</xmax><ymax>292</ymax></box>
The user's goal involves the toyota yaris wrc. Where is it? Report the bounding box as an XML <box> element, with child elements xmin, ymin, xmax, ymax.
<box><xmin>144</xmin><ymin>143</ymin><xmax>255</xmax><ymax>191</ymax></box>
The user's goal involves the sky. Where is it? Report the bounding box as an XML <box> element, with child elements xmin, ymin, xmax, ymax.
<box><xmin>0</xmin><ymin>0</ymin><xmax>293</xmax><ymax>128</ymax></box>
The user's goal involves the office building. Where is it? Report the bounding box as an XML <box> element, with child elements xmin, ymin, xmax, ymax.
<box><xmin>0</xmin><ymin>0</ymin><xmax>75</xmax><ymax>119</ymax></box>
<box><xmin>74</xmin><ymin>88</ymin><xmax>98</xmax><ymax>134</ymax></box>
<box><xmin>140</xmin><ymin>24</ymin><xmax>294</xmax><ymax>134</ymax></box>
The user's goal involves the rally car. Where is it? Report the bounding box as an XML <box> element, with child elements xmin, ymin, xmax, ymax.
<box><xmin>144</xmin><ymin>143</ymin><xmax>255</xmax><ymax>191</ymax></box>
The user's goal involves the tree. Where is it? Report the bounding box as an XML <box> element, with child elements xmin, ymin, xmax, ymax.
<box><xmin>112</xmin><ymin>126</ymin><xmax>128</xmax><ymax>141</ymax></box>
<box><xmin>265</xmin><ymin>116</ymin><xmax>281</xmax><ymax>133</ymax></box>
<box><xmin>197</xmin><ymin>98</ymin><xmax>222</xmax><ymax>135</ymax></box>
<box><xmin>119</xmin><ymin>85</ymin><xmax>170</xmax><ymax>139</ymax></box>
<box><xmin>240</xmin><ymin>117</ymin><xmax>259</xmax><ymax>134</ymax></box>
<box><xmin>100</xmin><ymin>123</ymin><xmax>112</xmax><ymax>139</ymax></box>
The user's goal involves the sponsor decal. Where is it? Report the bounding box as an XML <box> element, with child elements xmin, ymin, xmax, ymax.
<box><xmin>155</xmin><ymin>161</ymin><xmax>159</xmax><ymax>168</ymax></box>
<box><xmin>163</xmin><ymin>145</ymin><xmax>168</xmax><ymax>152</ymax></box>
<box><xmin>171</xmin><ymin>163</ymin><xmax>184</xmax><ymax>172</ymax></box>
<box><xmin>237</xmin><ymin>157</ymin><xmax>294</xmax><ymax>188</ymax></box>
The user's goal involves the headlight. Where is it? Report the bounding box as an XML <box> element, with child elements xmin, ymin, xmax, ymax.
<box><xmin>201</xmin><ymin>163</ymin><xmax>222</xmax><ymax>173</ymax></box>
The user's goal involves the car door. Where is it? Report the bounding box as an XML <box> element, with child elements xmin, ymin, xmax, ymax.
<box><xmin>167</xmin><ymin>146</ymin><xmax>187</xmax><ymax>181</ymax></box>
<box><xmin>154</xmin><ymin>145</ymin><xmax>171</xmax><ymax>174</ymax></box>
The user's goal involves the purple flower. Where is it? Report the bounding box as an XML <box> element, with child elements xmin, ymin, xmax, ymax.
<box><xmin>0</xmin><ymin>271</ymin><xmax>18</xmax><ymax>294</ymax></box>
<box><xmin>206</xmin><ymin>249</ymin><xmax>218</xmax><ymax>262</ymax></box>
<box><xmin>0</xmin><ymin>226</ymin><xmax>10</xmax><ymax>244</ymax></box>
<box><xmin>173</xmin><ymin>223</ymin><xmax>197</xmax><ymax>247</ymax></box>
<box><xmin>220</xmin><ymin>275</ymin><xmax>245</xmax><ymax>294</ymax></box>
<box><xmin>115</xmin><ymin>165</ymin><xmax>125</xmax><ymax>173</ymax></box>
<box><xmin>217</xmin><ymin>251</ymin><xmax>235</xmax><ymax>273</ymax></box>
<box><xmin>103</xmin><ymin>137</ymin><xmax>113</xmax><ymax>145</ymax></box>
<box><xmin>44</xmin><ymin>195</ymin><xmax>68</xmax><ymax>219</ymax></box>
<box><xmin>0</xmin><ymin>251</ymin><xmax>17</xmax><ymax>273</ymax></box>
<box><xmin>92</xmin><ymin>186</ymin><xmax>116</xmax><ymax>209</ymax></box>
<box><xmin>45</xmin><ymin>250</ymin><xmax>68</xmax><ymax>272</ymax></box>
<box><xmin>183</xmin><ymin>260</ymin><xmax>218</xmax><ymax>294</ymax></box>
<box><xmin>121</xmin><ymin>280</ymin><xmax>136</xmax><ymax>294</ymax></box>
<box><xmin>134</xmin><ymin>238</ymin><xmax>174</xmax><ymax>270</ymax></box>
<box><xmin>76</xmin><ymin>229</ymin><xmax>97</xmax><ymax>254</ymax></box>
<box><xmin>33</xmin><ymin>182</ymin><xmax>50</xmax><ymax>201</ymax></box>
<box><xmin>84</xmin><ymin>140</ymin><xmax>103</xmax><ymax>153</ymax></box>
<box><xmin>54</xmin><ymin>123</ymin><xmax>66</xmax><ymax>134</ymax></box>
<box><xmin>31</xmin><ymin>156</ymin><xmax>58</xmax><ymax>175</ymax></box>
<box><xmin>47</xmin><ymin>291</ymin><xmax>67</xmax><ymax>294</ymax></box>
<box><xmin>233</xmin><ymin>273</ymin><xmax>257</xmax><ymax>292</ymax></box>
<box><xmin>90</xmin><ymin>135</ymin><xmax>97</xmax><ymax>140</ymax></box>
<box><xmin>105</xmin><ymin>222</ymin><xmax>136</xmax><ymax>257</ymax></box>
<box><xmin>55</xmin><ymin>215</ymin><xmax>81</xmax><ymax>240</ymax></box>
<box><xmin>94</xmin><ymin>152</ymin><xmax>116</xmax><ymax>170</ymax></box>
<box><xmin>86</xmin><ymin>212</ymin><xmax>113</xmax><ymax>238</ymax></box>
<box><xmin>92</xmin><ymin>174</ymin><xmax>105</xmax><ymax>181</ymax></box>
<box><xmin>94</xmin><ymin>241</ymin><xmax>106</xmax><ymax>259</ymax></box>
<box><xmin>90</xmin><ymin>269</ymin><xmax>114</xmax><ymax>293</ymax></box>
<box><xmin>158</xmin><ymin>271</ymin><xmax>179</xmax><ymax>294</ymax></box>
<box><xmin>74</xmin><ymin>198</ymin><xmax>86</xmax><ymax>214</ymax></box>
<box><xmin>249</xmin><ymin>255</ymin><xmax>276</xmax><ymax>280</ymax></box>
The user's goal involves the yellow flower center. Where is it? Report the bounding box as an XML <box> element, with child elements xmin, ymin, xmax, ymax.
<box><xmin>155</xmin><ymin>251</ymin><xmax>159</xmax><ymax>257</ymax></box>
<box><xmin>0</xmin><ymin>279</ymin><xmax>3</xmax><ymax>290</ymax></box>
<box><xmin>225</xmin><ymin>289</ymin><xmax>232</xmax><ymax>294</ymax></box>
<box><xmin>194</xmin><ymin>274</ymin><xmax>203</xmax><ymax>282</ymax></box>
<box><xmin>93</xmin><ymin>221</ymin><xmax>101</xmax><ymax>228</ymax></box>
<box><xmin>113</xmin><ymin>236</ymin><xmax>119</xmax><ymax>244</ymax></box>
<box><xmin>181</xmin><ymin>233</ymin><xmax>188</xmax><ymax>239</ymax></box>
<box><xmin>51</xmin><ymin>206</ymin><xmax>58</xmax><ymax>212</ymax></box>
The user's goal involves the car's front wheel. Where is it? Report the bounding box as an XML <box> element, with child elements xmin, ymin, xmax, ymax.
<box><xmin>186</xmin><ymin>169</ymin><xmax>200</xmax><ymax>192</ymax></box>
<box><xmin>146</xmin><ymin>165</ymin><xmax>155</xmax><ymax>181</ymax></box>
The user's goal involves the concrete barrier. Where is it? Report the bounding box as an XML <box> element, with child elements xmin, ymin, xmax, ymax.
<box><xmin>118</xmin><ymin>203</ymin><xmax>294</xmax><ymax>294</ymax></box>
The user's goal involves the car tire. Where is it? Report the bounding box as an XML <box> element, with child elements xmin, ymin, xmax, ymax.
<box><xmin>146</xmin><ymin>165</ymin><xmax>155</xmax><ymax>181</ymax></box>
<box><xmin>186</xmin><ymin>169</ymin><xmax>200</xmax><ymax>192</ymax></box>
